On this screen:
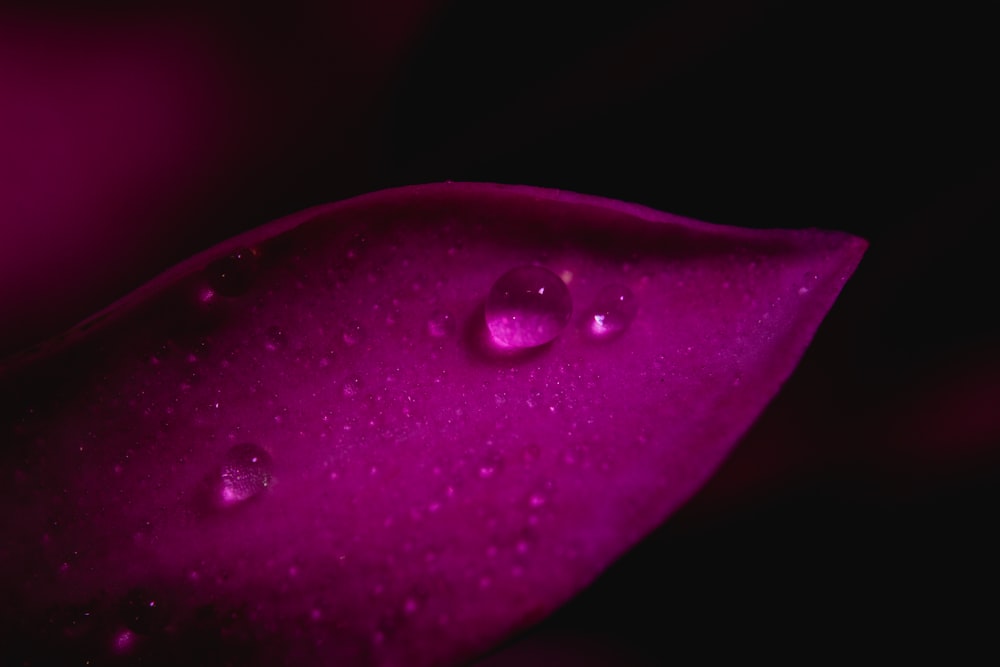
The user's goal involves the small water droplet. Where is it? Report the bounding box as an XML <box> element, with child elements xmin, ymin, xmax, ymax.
<box><xmin>218</xmin><ymin>443</ymin><xmax>272</xmax><ymax>506</ymax></box>
<box><xmin>426</xmin><ymin>309</ymin><xmax>455</xmax><ymax>338</ymax></box>
<box><xmin>485</xmin><ymin>266</ymin><xmax>572</xmax><ymax>349</ymax></box>
<box><xmin>586</xmin><ymin>284</ymin><xmax>637</xmax><ymax>340</ymax></box>
<box><xmin>206</xmin><ymin>248</ymin><xmax>258</xmax><ymax>297</ymax></box>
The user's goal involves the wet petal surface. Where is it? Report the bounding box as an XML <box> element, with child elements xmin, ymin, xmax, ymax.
<box><xmin>0</xmin><ymin>183</ymin><xmax>865</xmax><ymax>665</ymax></box>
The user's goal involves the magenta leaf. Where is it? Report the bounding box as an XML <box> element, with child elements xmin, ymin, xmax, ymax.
<box><xmin>0</xmin><ymin>183</ymin><xmax>865</xmax><ymax>665</ymax></box>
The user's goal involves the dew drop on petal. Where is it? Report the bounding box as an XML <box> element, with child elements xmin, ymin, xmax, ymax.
<box><xmin>586</xmin><ymin>284</ymin><xmax>637</xmax><ymax>340</ymax></box>
<box><xmin>218</xmin><ymin>443</ymin><xmax>272</xmax><ymax>505</ymax></box>
<box><xmin>485</xmin><ymin>266</ymin><xmax>572</xmax><ymax>349</ymax></box>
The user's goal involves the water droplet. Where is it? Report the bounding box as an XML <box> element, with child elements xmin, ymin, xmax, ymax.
<box><xmin>586</xmin><ymin>284</ymin><xmax>637</xmax><ymax>339</ymax></box>
<box><xmin>426</xmin><ymin>309</ymin><xmax>455</xmax><ymax>338</ymax></box>
<box><xmin>218</xmin><ymin>443</ymin><xmax>272</xmax><ymax>505</ymax></box>
<box><xmin>485</xmin><ymin>266</ymin><xmax>572</xmax><ymax>349</ymax></box>
<box><xmin>206</xmin><ymin>248</ymin><xmax>258</xmax><ymax>297</ymax></box>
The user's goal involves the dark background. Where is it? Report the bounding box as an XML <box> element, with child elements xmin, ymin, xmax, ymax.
<box><xmin>3</xmin><ymin>1</ymin><xmax>998</xmax><ymax>661</ymax></box>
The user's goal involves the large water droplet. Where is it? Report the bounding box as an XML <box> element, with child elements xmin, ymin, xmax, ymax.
<box><xmin>218</xmin><ymin>443</ymin><xmax>272</xmax><ymax>505</ymax></box>
<box><xmin>485</xmin><ymin>266</ymin><xmax>572</xmax><ymax>349</ymax></box>
<box><xmin>585</xmin><ymin>284</ymin><xmax>637</xmax><ymax>340</ymax></box>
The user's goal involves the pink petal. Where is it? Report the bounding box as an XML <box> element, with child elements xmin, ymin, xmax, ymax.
<box><xmin>0</xmin><ymin>183</ymin><xmax>865</xmax><ymax>665</ymax></box>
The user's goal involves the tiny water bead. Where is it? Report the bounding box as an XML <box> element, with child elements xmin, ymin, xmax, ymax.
<box><xmin>585</xmin><ymin>284</ymin><xmax>637</xmax><ymax>340</ymax></box>
<box><xmin>218</xmin><ymin>443</ymin><xmax>272</xmax><ymax>505</ymax></box>
<box><xmin>485</xmin><ymin>266</ymin><xmax>573</xmax><ymax>349</ymax></box>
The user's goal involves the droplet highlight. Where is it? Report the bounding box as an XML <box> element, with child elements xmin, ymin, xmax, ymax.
<box><xmin>485</xmin><ymin>266</ymin><xmax>572</xmax><ymax>349</ymax></box>
<box><xmin>585</xmin><ymin>284</ymin><xmax>637</xmax><ymax>340</ymax></box>
<box><xmin>218</xmin><ymin>443</ymin><xmax>272</xmax><ymax>505</ymax></box>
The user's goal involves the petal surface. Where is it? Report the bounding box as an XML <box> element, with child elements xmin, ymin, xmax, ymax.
<box><xmin>0</xmin><ymin>183</ymin><xmax>865</xmax><ymax>665</ymax></box>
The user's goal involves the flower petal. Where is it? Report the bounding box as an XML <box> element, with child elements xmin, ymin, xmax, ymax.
<box><xmin>0</xmin><ymin>183</ymin><xmax>865</xmax><ymax>665</ymax></box>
